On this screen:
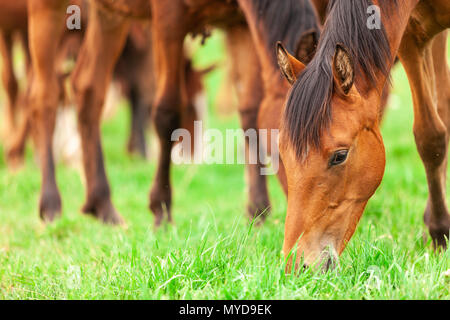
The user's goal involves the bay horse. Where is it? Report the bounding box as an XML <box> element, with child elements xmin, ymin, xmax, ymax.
<box><xmin>277</xmin><ymin>0</ymin><xmax>450</xmax><ymax>269</ymax></box>
<box><xmin>27</xmin><ymin>0</ymin><xmax>319</xmax><ymax>225</ymax></box>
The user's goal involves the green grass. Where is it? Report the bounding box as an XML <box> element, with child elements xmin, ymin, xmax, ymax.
<box><xmin>0</xmin><ymin>33</ymin><xmax>449</xmax><ymax>299</ymax></box>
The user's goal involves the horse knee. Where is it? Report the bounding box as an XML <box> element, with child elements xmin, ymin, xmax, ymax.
<box><xmin>413</xmin><ymin>125</ymin><xmax>447</xmax><ymax>167</ymax></box>
<box><xmin>74</xmin><ymin>83</ymin><xmax>103</xmax><ymax>125</ymax></box>
<box><xmin>153</xmin><ymin>100</ymin><xmax>182</xmax><ymax>141</ymax></box>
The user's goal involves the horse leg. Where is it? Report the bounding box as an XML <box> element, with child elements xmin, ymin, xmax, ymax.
<box><xmin>399</xmin><ymin>28</ymin><xmax>450</xmax><ymax>249</ymax></box>
<box><xmin>226</xmin><ymin>26</ymin><xmax>270</xmax><ymax>222</ymax></box>
<box><xmin>427</xmin><ymin>30</ymin><xmax>450</xmax><ymax>247</ymax></box>
<box><xmin>127</xmin><ymin>83</ymin><xmax>149</xmax><ymax>158</ymax></box>
<box><xmin>0</xmin><ymin>32</ymin><xmax>19</xmax><ymax>134</ymax></box>
<box><xmin>149</xmin><ymin>0</ymin><xmax>187</xmax><ymax>227</ymax></box>
<box><xmin>6</xmin><ymin>35</ymin><xmax>32</xmax><ymax>169</ymax></box>
<box><xmin>71</xmin><ymin>2</ymin><xmax>130</xmax><ymax>224</ymax></box>
<box><xmin>5</xmin><ymin>109</ymin><xmax>30</xmax><ymax>169</ymax></box>
<box><xmin>5</xmin><ymin>31</ymin><xmax>33</xmax><ymax>169</ymax></box>
<box><xmin>27</xmin><ymin>0</ymin><xmax>68</xmax><ymax>221</ymax></box>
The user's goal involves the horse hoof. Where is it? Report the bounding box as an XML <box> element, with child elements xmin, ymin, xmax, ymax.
<box><xmin>40</xmin><ymin>209</ymin><xmax>62</xmax><ymax>223</ymax></box>
<box><xmin>82</xmin><ymin>200</ymin><xmax>124</xmax><ymax>225</ymax></box>
<box><xmin>153</xmin><ymin>213</ymin><xmax>163</xmax><ymax>229</ymax></box>
<box><xmin>150</xmin><ymin>202</ymin><xmax>167</xmax><ymax>229</ymax></box>
<box><xmin>149</xmin><ymin>189</ymin><xmax>172</xmax><ymax>229</ymax></box>
<box><xmin>39</xmin><ymin>191</ymin><xmax>62</xmax><ymax>223</ymax></box>
<box><xmin>429</xmin><ymin>224</ymin><xmax>450</xmax><ymax>250</ymax></box>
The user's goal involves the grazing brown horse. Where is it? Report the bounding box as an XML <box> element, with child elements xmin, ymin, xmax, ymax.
<box><xmin>27</xmin><ymin>0</ymin><xmax>319</xmax><ymax>226</ymax></box>
<box><xmin>277</xmin><ymin>0</ymin><xmax>450</xmax><ymax>269</ymax></box>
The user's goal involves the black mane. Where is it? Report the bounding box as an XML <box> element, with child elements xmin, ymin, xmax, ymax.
<box><xmin>283</xmin><ymin>0</ymin><xmax>396</xmax><ymax>158</ymax></box>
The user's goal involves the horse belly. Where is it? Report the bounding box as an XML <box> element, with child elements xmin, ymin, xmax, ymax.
<box><xmin>96</xmin><ymin>0</ymin><xmax>151</xmax><ymax>19</ymax></box>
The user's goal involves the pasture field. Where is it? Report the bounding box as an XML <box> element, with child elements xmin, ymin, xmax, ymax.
<box><xmin>0</xmin><ymin>33</ymin><xmax>449</xmax><ymax>300</ymax></box>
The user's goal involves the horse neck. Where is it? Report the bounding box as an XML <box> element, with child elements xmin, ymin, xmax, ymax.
<box><xmin>369</xmin><ymin>0</ymin><xmax>419</xmax><ymax>93</ymax></box>
<box><xmin>259</xmin><ymin>46</ymin><xmax>291</xmax><ymax>99</ymax></box>
<box><xmin>237</xmin><ymin>0</ymin><xmax>319</xmax><ymax>98</ymax></box>
<box><xmin>239</xmin><ymin>14</ymin><xmax>291</xmax><ymax>99</ymax></box>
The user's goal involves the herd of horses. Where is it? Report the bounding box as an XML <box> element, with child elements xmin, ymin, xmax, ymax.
<box><xmin>0</xmin><ymin>0</ymin><xmax>449</xmax><ymax>270</ymax></box>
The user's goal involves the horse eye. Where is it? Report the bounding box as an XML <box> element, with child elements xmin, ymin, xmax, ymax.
<box><xmin>329</xmin><ymin>150</ymin><xmax>348</xmax><ymax>166</ymax></box>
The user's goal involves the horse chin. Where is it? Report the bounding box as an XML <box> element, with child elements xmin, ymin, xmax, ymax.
<box><xmin>299</xmin><ymin>242</ymin><xmax>340</xmax><ymax>273</ymax></box>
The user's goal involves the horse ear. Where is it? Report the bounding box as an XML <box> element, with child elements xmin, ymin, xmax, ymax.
<box><xmin>296</xmin><ymin>29</ymin><xmax>318</xmax><ymax>64</ymax></box>
<box><xmin>332</xmin><ymin>44</ymin><xmax>354</xmax><ymax>95</ymax></box>
<box><xmin>277</xmin><ymin>41</ymin><xmax>306</xmax><ymax>85</ymax></box>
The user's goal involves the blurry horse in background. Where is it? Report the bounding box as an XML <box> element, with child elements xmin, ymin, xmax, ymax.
<box><xmin>1</xmin><ymin>1</ymin><xmax>208</xmax><ymax>166</ymax></box>
<box><xmin>277</xmin><ymin>0</ymin><xmax>450</xmax><ymax>270</ymax></box>
<box><xmin>26</xmin><ymin>0</ymin><xmax>210</xmax><ymax>223</ymax></box>
<box><xmin>148</xmin><ymin>0</ymin><xmax>320</xmax><ymax>226</ymax></box>
<box><xmin>26</xmin><ymin>0</ymin><xmax>320</xmax><ymax>226</ymax></box>
<box><xmin>0</xmin><ymin>0</ymin><xmax>85</xmax><ymax>168</ymax></box>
